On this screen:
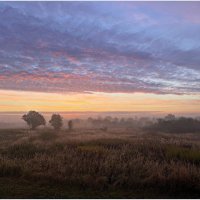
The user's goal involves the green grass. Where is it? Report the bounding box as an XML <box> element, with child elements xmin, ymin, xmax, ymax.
<box><xmin>165</xmin><ymin>145</ymin><xmax>200</xmax><ymax>164</ymax></box>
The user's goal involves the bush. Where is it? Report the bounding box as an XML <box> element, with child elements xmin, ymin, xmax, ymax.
<box><xmin>146</xmin><ymin>116</ymin><xmax>200</xmax><ymax>133</ymax></box>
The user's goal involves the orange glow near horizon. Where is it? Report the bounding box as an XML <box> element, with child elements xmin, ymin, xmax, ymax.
<box><xmin>0</xmin><ymin>89</ymin><xmax>200</xmax><ymax>114</ymax></box>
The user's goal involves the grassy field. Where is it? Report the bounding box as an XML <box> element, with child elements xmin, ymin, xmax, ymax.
<box><xmin>0</xmin><ymin>128</ymin><xmax>200</xmax><ymax>198</ymax></box>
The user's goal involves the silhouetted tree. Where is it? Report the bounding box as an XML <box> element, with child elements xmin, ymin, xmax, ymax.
<box><xmin>68</xmin><ymin>120</ymin><xmax>73</xmax><ymax>131</ymax></box>
<box><xmin>165</xmin><ymin>114</ymin><xmax>176</xmax><ymax>121</ymax></box>
<box><xmin>146</xmin><ymin>115</ymin><xmax>200</xmax><ymax>133</ymax></box>
<box><xmin>49</xmin><ymin>114</ymin><xmax>63</xmax><ymax>130</ymax></box>
<box><xmin>22</xmin><ymin>111</ymin><xmax>46</xmax><ymax>130</ymax></box>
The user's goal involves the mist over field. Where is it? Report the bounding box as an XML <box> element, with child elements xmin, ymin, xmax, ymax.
<box><xmin>0</xmin><ymin>111</ymin><xmax>200</xmax><ymax>198</ymax></box>
<box><xmin>0</xmin><ymin>113</ymin><xmax>200</xmax><ymax>198</ymax></box>
<box><xmin>1</xmin><ymin>111</ymin><xmax>199</xmax><ymax>129</ymax></box>
<box><xmin>0</xmin><ymin>111</ymin><xmax>156</xmax><ymax>128</ymax></box>
<box><xmin>0</xmin><ymin>1</ymin><xmax>200</xmax><ymax>198</ymax></box>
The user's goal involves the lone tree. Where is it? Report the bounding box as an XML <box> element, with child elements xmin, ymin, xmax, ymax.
<box><xmin>49</xmin><ymin>114</ymin><xmax>63</xmax><ymax>130</ymax></box>
<box><xmin>22</xmin><ymin>111</ymin><xmax>46</xmax><ymax>130</ymax></box>
<box><xmin>68</xmin><ymin>120</ymin><xmax>73</xmax><ymax>131</ymax></box>
<box><xmin>165</xmin><ymin>114</ymin><xmax>176</xmax><ymax>121</ymax></box>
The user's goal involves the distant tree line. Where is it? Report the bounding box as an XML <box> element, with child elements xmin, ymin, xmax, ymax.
<box><xmin>22</xmin><ymin>111</ymin><xmax>200</xmax><ymax>134</ymax></box>
<box><xmin>72</xmin><ymin>114</ymin><xmax>200</xmax><ymax>133</ymax></box>
<box><xmin>72</xmin><ymin>116</ymin><xmax>154</xmax><ymax>129</ymax></box>
<box><xmin>22</xmin><ymin>111</ymin><xmax>155</xmax><ymax>131</ymax></box>
<box><xmin>145</xmin><ymin>114</ymin><xmax>200</xmax><ymax>133</ymax></box>
<box><xmin>22</xmin><ymin>111</ymin><xmax>72</xmax><ymax>131</ymax></box>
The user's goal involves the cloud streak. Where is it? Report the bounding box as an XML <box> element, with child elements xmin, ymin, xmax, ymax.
<box><xmin>0</xmin><ymin>2</ymin><xmax>200</xmax><ymax>95</ymax></box>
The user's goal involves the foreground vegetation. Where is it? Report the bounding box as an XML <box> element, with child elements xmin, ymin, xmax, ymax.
<box><xmin>0</xmin><ymin>128</ymin><xmax>200</xmax><ymax>198</ymax></box>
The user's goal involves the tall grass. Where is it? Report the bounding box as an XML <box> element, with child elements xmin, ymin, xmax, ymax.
<box><xmin>0</xmin><ymin>128</ymin><xmax>199</xmax><ymax>197</ymax></box>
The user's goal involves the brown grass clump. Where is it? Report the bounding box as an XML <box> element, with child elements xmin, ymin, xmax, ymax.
<box><xmin>0</xmin><ymin>158</ymin><xmax>22</xmax><ymax>177</ymax></box>
<box><xmin>0</xmin><ymin>128</ymin><xmax>199</xmax><ymax>198</ymax></box>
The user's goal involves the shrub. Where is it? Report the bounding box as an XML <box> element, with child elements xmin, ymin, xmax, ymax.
<box><xmin>146</xmin><ymin>115</ymin><xmax>200</xmax><ymax>133</ymax></box>
<box><xmin>68</xmin><ymin>120</ymin><xmax>73</xmax><ymax>131</ymax></box>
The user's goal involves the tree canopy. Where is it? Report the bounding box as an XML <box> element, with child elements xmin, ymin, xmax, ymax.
<box><xmin>49</xmin><ymin>114</ymin><xmax>63</xmax><ymax>130</ymax></box>
<box><xmin>22</xmin><ymin>111</ymin><xmax>46</xmax><ymax>130</ymax></box>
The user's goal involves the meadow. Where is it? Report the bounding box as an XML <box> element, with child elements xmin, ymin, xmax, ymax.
<box><xmin>0</xmin><ymin>127</ymin><xmax>200</xmax><ymax>198</ymax></box>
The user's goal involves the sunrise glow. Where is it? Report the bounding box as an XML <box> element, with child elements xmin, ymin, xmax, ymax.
<box><xmin>0</xmin><ymin>2</ymin><xmax>200</xmax><ymax>115</ymax></box>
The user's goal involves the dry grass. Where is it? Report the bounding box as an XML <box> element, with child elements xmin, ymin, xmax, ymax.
<box><xmin>0</xmin><ymin>128</ymin><xmax>200</xmax><ymax>198</ymax></box>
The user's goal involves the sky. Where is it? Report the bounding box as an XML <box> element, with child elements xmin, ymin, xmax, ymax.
<box><xmin>0</xmin><ymin>2</ymin><xmax>200</xmax><ymax>114</ymax></box>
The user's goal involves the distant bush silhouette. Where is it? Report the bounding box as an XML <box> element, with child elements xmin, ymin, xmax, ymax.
<box><xmin>73</xmin><ymin>116</ymin><xmax>153</xmax><ymax>129</ymax></box>
<box><xmin>49</xmin><ymin>114</ymin><xmax>63</xmax><ymax>130</ymax></box>
<box><xmin>147</xmin><ymin>114</ymin><xmax>200</xmax><ymax>133</ymax></box>
<box><xmin>68</xmin><ymin>120</ymin><xmax>73</xmax><ymax>131</ymax></box>
<box><xmin>22</xmin><ymin>111</ymin><xmax>46</xmax><ymax>130</ymax></box>
<box><xmin>164</xmin><ymin>114</ymin><xmax>176</xmax><ymax>121</ymax></box>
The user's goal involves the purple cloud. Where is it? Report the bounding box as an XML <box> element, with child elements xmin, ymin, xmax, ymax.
<box><xmin>0</xmin><ymin>2</ymin><xmax>200</xmax><ymax>95</ymax></box>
